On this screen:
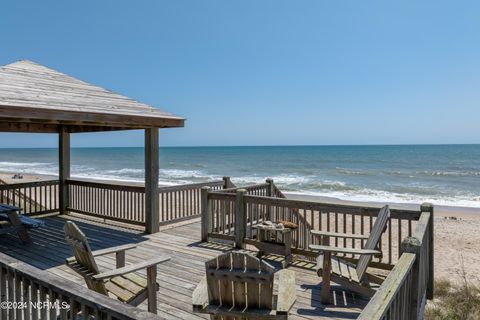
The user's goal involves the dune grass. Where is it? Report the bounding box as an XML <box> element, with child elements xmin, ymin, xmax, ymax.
<box><xmin>425</xmin><ymin>277</ymin><xmax>480</xmax><ymax>320</ymax></box>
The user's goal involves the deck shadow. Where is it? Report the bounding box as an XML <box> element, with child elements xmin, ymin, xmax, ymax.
<box><xmin>0</xmin><ymin>216</ymin><xmax>148</xmax><ymax>270</ymax></box>
<box><xmin>297</xmin><ymin>282</ymin><xmax>368</xmax><ymax>318</ymax></box>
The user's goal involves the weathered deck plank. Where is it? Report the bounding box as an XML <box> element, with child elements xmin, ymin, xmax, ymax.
<box><xmin>0</xmin><ymin>216</ymin><xmax>368</xmax><ymax>319</ymax></box>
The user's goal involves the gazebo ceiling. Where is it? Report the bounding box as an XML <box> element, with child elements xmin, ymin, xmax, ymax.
<box><xmin>0</xmin><ymin>60</ymin><xmax>184</xmax><ymax>133</ymax></box>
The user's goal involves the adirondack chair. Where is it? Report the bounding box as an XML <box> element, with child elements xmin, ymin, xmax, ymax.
<box><xmin>192</xmin><ymin>251</ymin><xmax>296</xmax><ymax>319</ymax></box>
<box><xmin>309</xmin><ymin>205</ymin><xmax>391</xmax><ymax>304</ymax></box>
<box><xmin>64</xmin><ymin>221</ymin><xmax>170</xmax><ymax>314</ymax></box>
<box><xmin>0</xmin><ymin>204</ymin><xmax>44</xmax><ymax>244</ymax></box>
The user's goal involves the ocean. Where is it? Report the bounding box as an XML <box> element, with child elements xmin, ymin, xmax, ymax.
<box><xmin>0</xmin><ymin>145</ymin><xmax>479</xmax><ymax>208</ymax></box>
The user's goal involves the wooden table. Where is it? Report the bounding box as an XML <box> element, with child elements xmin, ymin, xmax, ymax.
<box><xmin>251</xmin><ymin>224</ymin><xmax>293</xmax><ymax>268</ymax></box>
<box><xmin>0</xmin><ymin>204</ymin><xmax>33</xmax><ymax>243</ymax></box>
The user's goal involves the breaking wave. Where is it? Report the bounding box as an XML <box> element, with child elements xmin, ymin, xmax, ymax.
<box><xmin>1</xmin><ymin>144</ymin><xmax>479</xmax><ymax>209</ymax></box>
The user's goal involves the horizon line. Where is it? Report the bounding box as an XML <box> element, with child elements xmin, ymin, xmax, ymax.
<box><xmin>0</xmin><ymin>143</ymin><xmax>480</xmax><ymax>149</ymax></box>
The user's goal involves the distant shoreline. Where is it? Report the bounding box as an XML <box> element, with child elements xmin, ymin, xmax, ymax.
<box><xmin>1</xmin><ymin>170</ymin><xmax>478</xmax><ymax>217</ymax></box>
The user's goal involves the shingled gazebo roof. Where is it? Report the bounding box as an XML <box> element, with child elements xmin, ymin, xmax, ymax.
<box><xmin>0</xmin><ymin>60</ymin><xmax>184</xmax><ymax>133</ymax></box>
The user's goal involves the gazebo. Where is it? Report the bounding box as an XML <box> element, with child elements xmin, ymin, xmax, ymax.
<box><xmin>0</xmin><ymin>60</ymin><xmax>184</xmax><ymax>233</ymax></box>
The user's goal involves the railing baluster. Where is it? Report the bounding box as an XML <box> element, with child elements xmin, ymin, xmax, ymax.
<box><xmin>0</xmin><ymin>252</ymin><xmax>158</xmax><ymax>320</ymax></box>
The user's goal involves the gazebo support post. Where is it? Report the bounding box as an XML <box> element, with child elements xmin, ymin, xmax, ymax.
<box><xmin>145</xmin><ymin>128</ymin><xmax>160</xmax><ymax>234</ymax></box>
<box><xmin>59</xmin><ymin>126</ymin><xmax>70</xmax><ymax>215</ymax></box>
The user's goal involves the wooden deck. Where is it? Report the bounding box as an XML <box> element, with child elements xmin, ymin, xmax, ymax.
<box><xmin>0</xmin><ymin>214</ymin><xmax>369</xmax><ymax>320</ymax></box>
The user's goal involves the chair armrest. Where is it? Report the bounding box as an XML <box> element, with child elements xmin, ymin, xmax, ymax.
<box><xmin>309</xmin><ymin>244</ymin><xmax>381</xmax><ymax>256</ymax></box>
<box><xmin>65</xmin><ymin>243</ymin><xmax>138</xmax><ymax>264</ymax></box>
<box><xmin>91</xmin><ymin>243</ymin><xmax>138</xmax><ymax>257</ymax></box>
<box><xmin>93</xmin><ymin>255</ymin><xmax>170</xmax><ymax>281</ymax></box>
<box><xmin>192</xmin><ymin>276</ymin><xmax>209</xmax><ymax>311</ymax></box>
<box><xmin>276</xmin><ymin>269</ymin><xmax>296</xmax><ymax>315</ymax></box>
<box><xmin>311</xmin><ymin>230</ymin><xmax>369</xmax><ymax>240</ymax></box>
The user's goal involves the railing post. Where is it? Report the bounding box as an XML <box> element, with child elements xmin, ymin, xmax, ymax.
<box><xmin>401</xmin><ymin>237</ymin><xmax>422</xmax><ymax>320</ymax></box>
<box><xmin>201</xmin><ymin>187</ymin><xmax>212</xmax><ymax>242</ymax></box>
<box><xmin>59</xmin><ymin>126</ymin><xmax>70</xmax><ymax>215</ymax></box>
<box><xmin>266</xmin><ymin>178</ymin><xmax>274</xmax><ymax>197</ymax></box>
<box><xmin>421</xmin><ymin>202</ymin><xmax>434</xmax><ymax>299</ymax></box>
<box><xmin>266</xmin><ymin>178</ymin><xmax>274</xmax><ymax>220</ymax></box>
<box><xmin>235</xmin><ymin>189</ymin><xmax>247</xmax><ymax>249</ymax></box>
<box><xmin>222</xmin><ymin>176</ymin><xmax>231</xmax><ymax>189</ymax></box>
<box><xmin>145</xmin><ymin>128</ymin><xmax>159</xmax><ymax>234</ymax></box>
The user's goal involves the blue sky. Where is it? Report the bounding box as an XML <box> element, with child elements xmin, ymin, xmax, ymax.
<box><xmin>0</xmin><ymin>1</ymin><xmax>479</xmax><ymax>147</ymax></box>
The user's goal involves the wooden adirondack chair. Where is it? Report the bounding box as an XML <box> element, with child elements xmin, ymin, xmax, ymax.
<box><xmin>0</xmin><ymin>204</ymin><xmax>44</xmax><ymax>244</ymax></box>
<box><xmin>192</xmin><ymin>251</ymin><xmax>296</xmax><ymax>319</ymax></box>
<box><xmin>64</xmin><ymin>221</ymin><xmax>170</xmax><ymax>314</ymax></box>
<box><xmin>309</xmin><ymin>205</ymin><xmax>391</xmax><ymax>304</ymax></box>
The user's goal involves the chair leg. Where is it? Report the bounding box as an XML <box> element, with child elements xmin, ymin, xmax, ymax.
<box><xmin>321</xmin><ymin>251</ymin><xmax>332</xmax><ymax>304</ymax></box>
<box><xmin>116</xmin><ymin>251</ymin><xmax>125</xmax><ymax>268</ymax></box>
<box><xmin>321</xmin><ymin>234</ymin><xmax>332</xmax><ymax>304</ymax></box>
<box><xmin>147</xmin><ymin>265</ymin><xmax>158</xmax><ymax>314</ymax></box>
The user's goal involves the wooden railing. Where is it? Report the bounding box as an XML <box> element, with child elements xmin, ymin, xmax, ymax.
<box><xmin>203</xmin><ymin>186</ymin><xmax>429</xmax><ymax>270</ymax></box>
<box><xmin>358</xmin><ymin>208</ymin><xmax>434</xmax><ymax>319</ymax></box>
<box><xmin>218</xmin><ymin>178</ymin><xmax>297</xmax><ymax>199</ymax></box>
<box><xmin>203</xmin><ymin>191</ymin><xmax>237</xmax><ymax>241</ymax></box>
<box><xmin>0</xmin><ymin>180</ymin><xmax>59</xmax><ymax>216</ymax></box>
<box><xmin>158</xmin><ymin>180</ymin><xmax>226</xmax><ymax>225</ymax></box>
<box><xmin>203</xmin><ymin>180</ymin><xmax>273</xmax><ymax>241</ymax></box>
<box><xmin>67</xmin><ymin>179</ymin><xmax>228</xmax><ymax>226</ymax></box>
<box><xmin>203</xmin><ymin>179</ymin><xmax>280</xmax><ymax>242</ymax></box>
<box><xmin>219</xmin><ymin>181</ymin><xmax>273</xmax><ymax>197</ymax></box>
<box><xmin>67</xmin><ymin>179</ymin><xmax>146</xmax><ymax>226</ymax></box>
<box><xmin>0</xmin><ymin>252</ymin><xmax>161</xmax><ymax>320</ymax></box>
<box><xmin>359</xmin><ymin>252</ymin><xmax>417</xmax><ymax>320</ymax></box>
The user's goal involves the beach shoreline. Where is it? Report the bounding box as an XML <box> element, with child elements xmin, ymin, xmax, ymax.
<box><xmin>2</xmin><ymin>170</ymin><xmax>478</xmax><ymax>217</ymax></box>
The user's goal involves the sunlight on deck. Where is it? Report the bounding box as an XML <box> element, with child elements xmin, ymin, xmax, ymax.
<box><xmin>0</xmin><ymin>215</ymin><xmax>369</xmax><ymax>320</ymax></box>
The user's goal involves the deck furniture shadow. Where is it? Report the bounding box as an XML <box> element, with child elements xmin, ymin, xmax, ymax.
<box><xmin>193</xmin><ymin>251</ymin><xmax>296</xmax><ymax>319</ymax></box>
<box><xmin>310</xmin><ymin>205</ymin><xmax>391</xmax><ymax>304</ymax></box>
<box><xmin>252</xmin><ymin>224</ymin><xmax>293</xmax><ymax>269</ymax></box>
<box><xmin>64</xmin><ymin>221</ymin><xmax>170</xmax><ymax>314</ymax></box>
<box><xmin>0</xmin><ymin>203</ymin><xmax>44</xmax><ymax>243</ymax></box>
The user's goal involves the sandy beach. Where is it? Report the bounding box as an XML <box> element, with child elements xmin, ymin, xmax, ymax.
<box><xmin>286</xmin><ymin>193</ymin><xmax>480</xmax><ymax>285</ymax></box>
<box><xmin>1</xmin><ymin>170</ymin><xmax>479</xmax><ymax>285</ymax></box>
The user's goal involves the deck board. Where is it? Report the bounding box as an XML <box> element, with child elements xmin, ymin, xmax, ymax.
<box><xmin>0</xmin><ymin>215</ymin><xmax>368</xmax><ymax>319</ymax></box>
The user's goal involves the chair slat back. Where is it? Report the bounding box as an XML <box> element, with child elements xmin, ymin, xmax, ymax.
<box><xmin>205</xmin><ymin>252</ymin><xmax>275</xmax><ymax>310</ymax></box>
<box><xmin>64</xmin><ymin>221</ymin><xmax>107</xmax><ymax>294</ymax></box>
<box><xmin>355</xmin><ymin>206</ymin><xmax>390</xmax><ymax>280</ymax></box>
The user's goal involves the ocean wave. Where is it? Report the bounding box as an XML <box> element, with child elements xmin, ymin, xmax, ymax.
<box><xmin>422</xmin><ymin>170</ymin><xmax>480</xmax><ymax>177</ymax></box>
<box><xmin>160</xmin><ymin>169</ymin><xmax>219</xmax><ymax>180</ymax></box>
<box><xmin>289</xmin><ymin>188</ymin><xmax>480</xmax><ymax>208</ymax></box>
<box><xmin>68</xmin><ymin>168</ymin><xmax>221</xmax><ymax>185</ymax></box>
<box><xmin>279</xmin><ymin>180</ymin><xmax>356</xmax><ymax>192</ymax></box>
<box><xmin>0</xmin><ymin>161</ymin><xmax>54</xmax><ymax>168</ymax></box>
<box><xmin>335</xmin><ymin>167</ymin><xmax>368</xmax><ymax>176</ymax></box>
<box><xmin>382</xmin><ymin>170</ymin><xmax>408</xmax><ymax>177</ymax></box>
<box><xmin>71</xmin><ymin>173</ymin><xmax>143</xmax><ymax>183</ymax></box>
<box><xmin>231</xmin><ymin>174</ymin><xmax>311</xmax><ymax>186</ymax></box>
<box><xmin>104</xmin><ymin>168</ymin><xmax>144</xmax><ymax>175</ymax></box>
<box><xmin>270</xmin><ymin>174</ymin><xmax>310</xmax><ymax>185</ymax></box>
<box><xmin>230</xmin><ymin>176</ymin><xmax>268</xmax><ymax>185</ymax></box>
<box><xmin>2</xmin><ymin>159</ymin><xmax>479</xmax><ymax>208</ymax></box>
